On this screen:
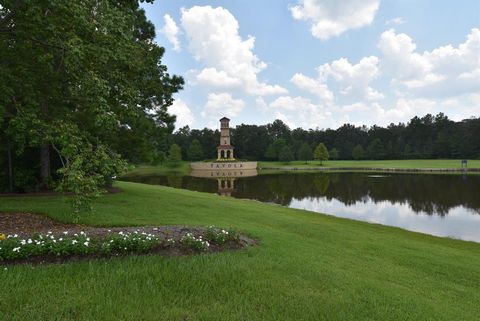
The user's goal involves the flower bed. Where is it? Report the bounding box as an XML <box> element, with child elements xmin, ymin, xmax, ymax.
<box><xmin>0</xmin><ymin>226</ymin><xmax>254</xmax><ymax>266</ymax></box>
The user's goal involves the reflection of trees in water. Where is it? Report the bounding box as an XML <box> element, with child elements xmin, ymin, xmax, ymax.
<box><xmin>233</xmin><ymin>173</ymin><xmax>480</xmax><ymax>216</ymax></box>
<box><xmin>121</xmin><ymin>173</ymin><xmax>480</xmax><ymax>216</ymax></box>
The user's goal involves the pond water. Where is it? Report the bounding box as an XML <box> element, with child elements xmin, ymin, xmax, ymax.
<box><xmin>122</xmin><ymin>172</ymin><xmax>480</xmax><ymax>242</ymax></box>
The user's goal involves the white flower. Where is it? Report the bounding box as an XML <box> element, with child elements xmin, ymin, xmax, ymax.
<box><xmin>27</xmin><ymin>239</ymin><xmax>32</xmax><ymax>244</ymax></box>
<box><xmin>72</xmin><ymin>240</ymin><xmax>78</xmax><ymax>245</ymax></box>
<box><xmin>63</xmin><ymin>231</ymin><xmax>69</xmax><ymax>235</ymax></box>
<box><xmin>12</xmin><ymin>247</ymin><xmax>20</xmax><ymax>252</ymax></box>
<box><xmin>20</xmin><ymin>240</ymin><xmax>26</xmax><ymax>245</ymax></box>
<box><xmin>84</xmin><ymin>242</ymin><xmax>89</xmax><ymax>247</ymax></box>
<box><xmin>80</xmin><ymin>231</ymin><xmax>85</xmax><ymax>235</ymax></box>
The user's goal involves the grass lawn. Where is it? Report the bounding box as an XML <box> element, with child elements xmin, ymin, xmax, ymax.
<box><xmin>124</xmin><ymin>162</ymin><xmax>192</xmax><ymax>177</ymax></box>
<box><xmin>259</xmin><ymin>159</ymin><xmax>480</xmax><ymax>169</ymax></box>
<box><xmin>1</xmin><ymin>182</ymin><xmax>480</xmax><ymax>320</ymax></box>
<box><xmin>123</xmin><ymin>160</ymin><xmax>480</xmax><ymax>179</ymax></box>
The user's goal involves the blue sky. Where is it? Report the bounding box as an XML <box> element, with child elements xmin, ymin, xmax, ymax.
<box><xmin>142</xmin><ymin>0</ymin><xmax>480</xmax><ymax>130</ymax></box>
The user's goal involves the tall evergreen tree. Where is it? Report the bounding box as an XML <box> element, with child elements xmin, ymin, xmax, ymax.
<box><xmin>187</xmin><ymin>139</ymin><xmax>204</xmax><ymax>161</ymax></box>
<box><xmin>298</xmin><ymin>143</ymin><xmax>313</xmax><ymax>163</ymax></box>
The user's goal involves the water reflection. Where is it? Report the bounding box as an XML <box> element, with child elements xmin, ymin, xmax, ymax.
<box><xmin>121</xmin><ymin>172</ymin><xmax>480</xmax><ymax>242</ymax></box>
<box><xmin>190</xmin><ymin>169</ymin><xmax>258</xmax><ymax>197</ymax></box>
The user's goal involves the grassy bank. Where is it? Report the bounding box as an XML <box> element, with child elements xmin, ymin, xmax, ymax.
<box><xmin>1</xmin><ymin>182</ymin><xmax>479</xmax><ymax>320</ymax></box>
<box><xmin>123</xmin><ymin>160</ymin><xmax>480</xmax><ymax>179</ymax></box>
<box><xmin>259</xmin><ymin>159</ymin><xmax>480</xmax><ymax>170</ymax></box>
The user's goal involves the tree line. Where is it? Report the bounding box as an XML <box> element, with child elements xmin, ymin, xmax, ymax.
<box><xmin>168</xmin><ymin>113</ymin><xmax>480</xmax><ymax>162</ymax></box>
<box><xmin>0</xmin><ymin>1</ymin><xmax>183</xmax><ymax>207</ymax></box>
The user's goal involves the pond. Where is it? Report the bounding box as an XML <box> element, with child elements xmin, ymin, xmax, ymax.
<box><xmin>122</xmin><ymin>172</ymin><xmax>480</xmax><ymax>242</ymax></box>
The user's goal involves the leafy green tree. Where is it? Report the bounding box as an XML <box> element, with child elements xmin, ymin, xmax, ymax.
<box><xmin>329</xmin><ymin>148</ymin><xmax>339</xmax><ymax>160</ymax></box>
<box><xmin>168</xmin><ymin>144</ymin><xmax>182</xmax><ymax>164</ymax></box>
<box><xmin>314</xmin><ymin>143</ymin><xmax>329</xmax><ymax>165</ymax></box>
<box><xmin>264</xmin><ymin>144</ymin><xmax>277</xmax><ymax>161</ymax></box>
<box><xmin>152</xmin><ymin>151</ymin><xmax>166</xmax><ymax>166</ymax></box>
<box><xmin>0</xmin><ymin>1</ymin><xmax>183</xmax><ymax>208</ymax></box>
<box><xmin>187</xmin><ymin>139</ymin><xmax>204</xmax><ymax>161</ymax></box>
<box><xmin>352</xmin><ymin>145</ymin><xmax>365</xmax><ymax>160</ymax></box>
<box><xmin>278</xmin><ymin>146</ymin><xmax>294</xmax><ymax>163</ymax></box>
<box><xmin>367</xmin><ymin>139</ymin><xmax>386</xmax><ymax>159</ymax></box>
<box><xmin>297</xmin><ymin>143</ymin><xmax>313</xmax><ymax>163</ymax></box>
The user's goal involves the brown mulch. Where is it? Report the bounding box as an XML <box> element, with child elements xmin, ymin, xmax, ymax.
<box><xmin>0</xmin><ymin>187</ymin><xmax>122</xmax><ymax>198</ymax></box>
<box><xmin>0</xmin><ymin>212</ymin><xmax>256</xmax><ymax>266</ymax></box>
<box><xmin>0</xmin><ymin>212</ymin><xmax>81</xmax><ymax>236</ymax></box>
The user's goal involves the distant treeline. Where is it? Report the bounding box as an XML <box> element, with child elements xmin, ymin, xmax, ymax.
<box><xmin>169</xmin><ymin>113</ymin><xmax>480</xmax><ymax>161</ymax></box>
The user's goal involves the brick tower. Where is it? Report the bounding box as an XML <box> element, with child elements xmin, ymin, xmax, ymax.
<box><xmin>217</xmin><ymin>117</ymin><xmax>234</xmax><ymax>160</ymax></box>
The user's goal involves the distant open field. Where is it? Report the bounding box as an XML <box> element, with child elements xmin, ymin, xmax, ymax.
<box><xmin>258</xmin><ymin>159</ymin><xmax>480</xmax><ymax>170</ymax></box>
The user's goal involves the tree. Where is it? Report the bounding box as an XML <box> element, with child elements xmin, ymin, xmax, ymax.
<box><xmin>152</xmin><ymin>151</ymin><xmax>166</xmax><ymax>166</ymax></box>
<box><xmin>278</xmin><ymin>146</ymin><xmax>294</xmax><ymax>163</ymax></box>
<box><xmin>0</xmin><ymin>1</ymin><xmax>183</xmax><ymax>209</ymax></box>
<box><xmin>297</xmin><ymin>143</ymin><xmax>313</xmax><ymax>163</ymax></box>
<box><xmin>264</xmin><ymin>144</ymin><xmax>277</xmax><ymax>161</ymax></box>
<box><xmin>367</xmin><ymin>139</ymin><xmax>385</xmax><ymax>159</ymax></box>
<box><xmin>352</xmin><ymin>145</ymin><xmax>365</xmax><ymax>160</ymax></box>
<box><xmin>314</xmin><ymin>143</ymin><xmax>329</xmax><ymax>165</ymax></box>
<box><xmin>329</xmin><ymin>148</ymin><xmax>339</xmax><ymax>160</ymax></box>
<box><xmin>168</xmin><ymin>144</ymin><xmax>182</xmax><ymax>164</ymax></box>
<box><xmin>187</xmin><ymin>139</ymin><xmax>204</xmax><ymax>161</ymax></box>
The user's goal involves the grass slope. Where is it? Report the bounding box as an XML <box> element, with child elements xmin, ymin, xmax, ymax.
<box><xmin>259</xmin><ymin>159</ymin><xmax>480</xmax><ymax>169</ymax></box>
<box><xmin>1</xmin><ymin>182</ymin><xmax>479</xmax><ymax>321</ymax></box>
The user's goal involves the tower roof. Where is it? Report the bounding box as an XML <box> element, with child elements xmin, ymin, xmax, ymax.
<box><xmin>219</xmin><ymin>117</ymin><xmax>230</xmax><ymax>122</ymax></box>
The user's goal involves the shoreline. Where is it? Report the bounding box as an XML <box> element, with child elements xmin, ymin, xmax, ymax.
<box><xmin>259</xmin><ymin>166</ymin><xmax>480</xmax><ymax>173</ymax></box>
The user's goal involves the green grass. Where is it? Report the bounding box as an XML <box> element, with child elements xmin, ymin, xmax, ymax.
<box><xmin>259</xmin><ymin>159</ymin><xmax>480</xmax><ymax>169</ymax></box>
<box><xmin>123</xmin><ymin>162</ymin><xmax>191</xmax><ymax>177</ymax></box>
<box><xmin>1</xmin><ymin>182</ymin><xmax>480</xmax><ymax>320</ymax></box>
<box><xmin>124</xmin><ymin>160</ymin><xmax>480</xmax><ymax>179</ymax></box>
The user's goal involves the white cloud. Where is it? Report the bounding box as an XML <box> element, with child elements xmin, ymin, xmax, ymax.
<box><xmin>282</xmin><ymin>28</ymin><xmax>479</xmax><ymax>129</ymax></box>
<box><xmin>170</xmin><ymin>99</ymin><xmax>194</xmax><ymax>128</ymax></box>
<box><xmin>193</xmin><ymin>68</ymin><xmax>242</xmax><ymax>88</ymax></box>
<box><xmin>318</xmin><ymin>56</ymin><xmax>384</xmax><ymax>101</ymax></box>
<box><xmin>268</xmin><ymin>95</ymin><xmax>333</xmax><ymax>129</ymax></box>
<box><xmin>161</xmin><ymin>14</ymin><xmax>181</xmax><ymax>52</ymax></box>
<box><xmin>290</xmin><ymin>73</ymin><xmax>334</xmax><ymax>103</ymax></box>
<box><xmin>385</xmin><ymin>17</ymin><xmax>405</xmax><ymax>26</ymax></box>
<box><xmin>290</xmin><ymin>0</ymin><xmax>380</xmax><ymax>40</ymax></box>
<box><xmin>202</xmin><ymin>93</ymin><xmax>245</xmax><ymax>119</ymax></box>
<box><xmin>181</xmin><ymin>6</ymin><xmax>287</xmax><ymax>96</ymax></box>
<box><xmin>378</xmin><ymin>28</ymin><xmax>480</xmax><ymax>97</ymax></box>
<box><xmin>292</xmin><ymin>56</ymin><xmax>383</xmax><ymax>102</ymax></box>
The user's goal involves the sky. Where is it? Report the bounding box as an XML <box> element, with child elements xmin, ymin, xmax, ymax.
<box><xmin>142</xmin><ymin>0</ymin><xmax>480</xmax><ymax>130</ymax></box>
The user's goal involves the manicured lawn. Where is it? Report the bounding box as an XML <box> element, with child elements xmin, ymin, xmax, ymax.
<box><xmin>1</xmin><ymin>182</ymin><xmax>480</xmax><ymax>321</ymax></box>
<box><xmin>259</xmin><ymin>159</ymin><xmax>480</xmax><ymax>169</ymax></box>
<box><xmin>124</xmin><ymin>162</ymin><xmax>191</xmax><ymax>177</ymax></box>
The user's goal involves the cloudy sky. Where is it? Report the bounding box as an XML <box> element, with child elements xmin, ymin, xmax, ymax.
<box><xmin>143</xmin><ymin>0</ymin><xmax>480</xmax><ymax>130</ymax></box>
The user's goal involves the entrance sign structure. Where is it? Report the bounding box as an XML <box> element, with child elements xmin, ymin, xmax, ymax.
<box><xmin>190</xmin><ymin>117</ymin><xmax>258</xmax><ymax>195</ymax></box>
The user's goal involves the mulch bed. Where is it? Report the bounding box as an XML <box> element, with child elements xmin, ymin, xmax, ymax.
<box><xmin>0</xmin><ymin>187</ymin><xmax>122</xmax><ymax>198</ymax></box>
<box><xmin>0</xmin><ymin>212</ymin><xmax>256</xmax><ymax>266</ymax></box>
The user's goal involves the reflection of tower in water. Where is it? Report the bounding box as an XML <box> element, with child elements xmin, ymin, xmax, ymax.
<box><xmin>217</xmin><ymin>178</ymin><xmax>235</xmax><ymax>196</ymax></box>
<box><xmin>190</xmin><ymin>168</ymin><xmax>257</xmax><ymax>197</ymax></box>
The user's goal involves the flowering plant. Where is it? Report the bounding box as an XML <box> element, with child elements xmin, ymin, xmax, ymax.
<box><xmin>0</xmin><ymin>231</ymin><xmax>93</xmax><ymax>260</ymax></box>
<box><xmin>180</xmin><ymin>233</ymin><xmax>210</xmax><ymax>251</ymax></box>
<box><xmin>205</xmin><ymin>226</ymin><xmax>239</xmax><ymax>245</ymax></box>
<box><xmin>101</xmin><ymin>231</ymin><xmax>159</xmax><ymax>254</ymax></box>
